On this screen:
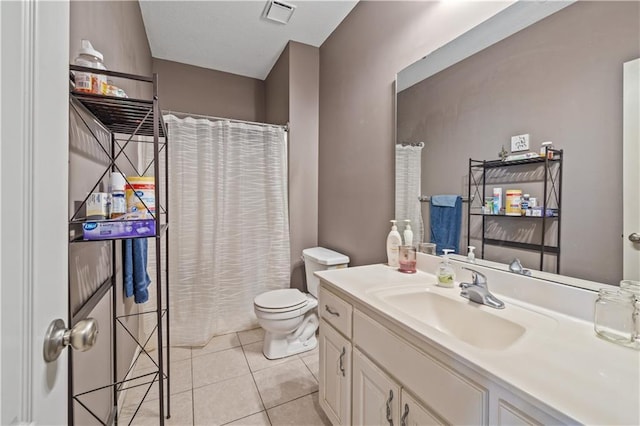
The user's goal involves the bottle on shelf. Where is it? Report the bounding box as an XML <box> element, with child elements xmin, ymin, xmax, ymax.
<box><xmin>73</xmin><ymin>39</ymin><xmax>108</xmax><ymax>95</ymax></box>
<box><xmin>109</xmin><ymin>172</ymin><xmax>126</xmax><ymax>219</ymax></box>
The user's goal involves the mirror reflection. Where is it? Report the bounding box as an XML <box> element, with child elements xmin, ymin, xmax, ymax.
<box><xmin>395</xmin><ymin>1</ymin><xmax>639</xmax><ymax>285</ymax></box>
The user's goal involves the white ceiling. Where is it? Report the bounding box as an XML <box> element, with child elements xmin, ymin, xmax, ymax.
<box><xmin>139</xmin><ymin>0</ymin><xmax>359</xmax><ymax>80</ymax></box>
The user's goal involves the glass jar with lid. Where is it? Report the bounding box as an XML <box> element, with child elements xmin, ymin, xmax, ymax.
<box><xmin>594</xmin><ymin>288</ymin><xmax>638</xmax><ymax>347</ymax></box>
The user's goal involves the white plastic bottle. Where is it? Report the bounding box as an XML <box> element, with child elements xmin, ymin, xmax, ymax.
<box><xmin>74</xmin><ymin>39</ymin><xmax>107</xmax><ymax>94</ymax></box>
<box><xmin>386</xmin><ymin>220</ymin><xmax>402</xmax><ymax>268</ymax></box>
<box><xmin>436</xmin><ymin>249</ymin><xmax>456</xmax><ymax>288</ymax></box>
<box><xmin>109</xmin><ymin>172</ymin><xmax>127</xmax><ymax>219</ymax></box>
<box><xmin>403</xmin><ymin>219</ymin><xmax>413</xmax><ymax>246</ymax></box>
<box><xmin>467</xmin><ymin>246</ymin><xmax>476</xmax><ymax>263</ymax></box>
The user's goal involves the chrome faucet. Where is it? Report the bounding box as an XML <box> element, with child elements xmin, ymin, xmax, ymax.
<box><xmin>509</xmin><ymin>258</ymin><xmax>532</xmax><ymax>276</ymax></box>
<box><xmin>459</xmin><ymin>267</ymin><xmax>505</xmax><ymax>309</ymax></box>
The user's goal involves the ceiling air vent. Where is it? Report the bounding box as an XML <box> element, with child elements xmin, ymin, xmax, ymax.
<box><xmin>263</xmin><ymin>0</ymin><xmax>296</xmax><ymax>24</ymax></box>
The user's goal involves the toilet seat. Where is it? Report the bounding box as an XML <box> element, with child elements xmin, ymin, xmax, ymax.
<box><xmin>254</xmin><ymin>289</ymin><xmax>309</xmax><ymax>313</ymax></box>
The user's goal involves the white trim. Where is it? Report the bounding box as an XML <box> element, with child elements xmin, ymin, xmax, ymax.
<box><xmin>21</xmin><ymin>0</ymin><xmax>36</xmax><ymax>421</ymax></box>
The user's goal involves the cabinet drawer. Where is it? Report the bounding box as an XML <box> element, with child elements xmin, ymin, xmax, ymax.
<box><xmin>354</xmin><ymin>310</ymin><xmax>488</xmax><ymax>425</ymax></box>
<box><xmin>319</xmin><ymin>286</ymin><xmax>352</xmax><ymax>338</ymax></box>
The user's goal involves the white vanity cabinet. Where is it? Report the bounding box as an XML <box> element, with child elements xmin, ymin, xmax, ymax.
<box><xmin>400</xmin><ymin>390</ymin><xmax>444</xmax><ymax>426</ymax></box>
<box><xmin>352</xmin><ymin>348</ymin><xmax>443</xmax><ymax>426</ymax></box>
<box><xmin>352</xmin><ymin>348</ymin><xmax>400</xmax><ymax>426</ymax></box>
<box><xmin>319</xmin><ymin>287</ymin><xmax>353</xmax><ymax>425</ymax></box>
<box><xmin>319</xmin><ymin>280</ymin><xmax>569</xmax><ymax>426</ymax></box>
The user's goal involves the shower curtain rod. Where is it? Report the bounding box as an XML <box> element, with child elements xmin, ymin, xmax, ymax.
<box><xmin>164</xmin><ymin>110</ymin><xmax>289</xmax><ymax>132</ymax></box>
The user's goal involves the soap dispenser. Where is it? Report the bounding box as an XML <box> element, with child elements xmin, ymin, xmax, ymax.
<box><xmin>436</xmin><ymin>249</ymin><xmax>456</xmax><ymax>288</ymax></box>
<box><xmin>403</xmin><ymin>219</ymin><xmax>414</xmax><ymax>246</ymax></box>
<box><xmin>386</xmin><ymin>220</ymin><xmax>402</xmax><ymax>267</ymax></box>
<box><xmin>467</xmin><ymin>246</ymin><xmax>476</xmax><ymax>263</ymax></box>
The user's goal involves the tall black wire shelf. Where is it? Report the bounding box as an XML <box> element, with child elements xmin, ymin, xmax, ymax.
<box><xmin>68</xmin><ymin>65</ymin><xmax>170</xmax><ymax>425</ymax></box>
<box><xmin>467</xmin><ymin>149</ymin><xmax>563</xmax><ymax>273</ymax></box>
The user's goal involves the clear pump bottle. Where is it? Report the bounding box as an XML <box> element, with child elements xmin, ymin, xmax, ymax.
<box><xmin>437</xmin><ymin>249</ymin><xmax>456</xmax><ymax>288</ymax></box>
<box><xmin>467</xmin><ymin>246</ymin><xmax>476</xmax><ymax>263</ymax></box>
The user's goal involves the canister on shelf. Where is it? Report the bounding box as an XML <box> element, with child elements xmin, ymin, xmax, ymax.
<box><xmin>540</xmin><ymin>141</ymin><xmax>554</xmax><ymax>159</ymax></box>
<box><xmin>86</xmin><ymin>192</ymin><xmax>109</xmax><ymax>220</ymax></box>
<box><xmin>505</xmin><ymin>189</ymin><xmax>522</xmax><ymax>216</ymax></box>
<box><xmin>125</xmin><ymin>176</ymin><xmax>155</xmax><ymax>218</ymax></box>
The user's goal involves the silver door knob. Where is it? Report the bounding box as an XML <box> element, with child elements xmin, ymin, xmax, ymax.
<box><xmin>43</xmin><ymin>318</ymin><xmax>98</xmax><ymax>362</ymax></box>
<box><xmin>629</xmin><ymin>233</ymin><xmax>640</xmax><ymax>243</ymax></box>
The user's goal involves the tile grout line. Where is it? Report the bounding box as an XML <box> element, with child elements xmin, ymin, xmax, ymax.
<box><xmin>266</xmin><ymin>390</ymin><xmax>321</xmax><ymax>411</ymax></box>
<box><xmin>241</xmin><ymin>341</ymin><xmax>274</xmax><ymax>426</ymax></box>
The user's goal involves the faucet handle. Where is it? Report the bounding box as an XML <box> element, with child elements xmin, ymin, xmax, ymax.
<box><xmin>461</xmin><ymin>267</ymin><xmax>487</xmax><ymax>287</ymax></box>
<box><xmin>509</xmin><ymin>258</ymin><xmax>532</xmax><ymax>276</ymax></box>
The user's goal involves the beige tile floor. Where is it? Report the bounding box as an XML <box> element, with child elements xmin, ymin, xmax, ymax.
<box><xmin>120</xmin><ymin>328</ymin><xmax>330</xmax><ymax>426</ymax></box>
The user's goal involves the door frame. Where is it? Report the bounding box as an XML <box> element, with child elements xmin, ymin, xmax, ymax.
<box><xmin>1</xmin><ymin>0</ymin><xmax>70</xmax><ymax>424</ymax></box>
<box><xmin>623</xmin><ymin>58</ymin><xmax>640</xmax><ymax>280</ymax></box>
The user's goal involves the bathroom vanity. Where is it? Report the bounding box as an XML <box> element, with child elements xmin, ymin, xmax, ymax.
<box><xmin>316</xmin><ymin>258</ymin><xmax>639</xmax><ymax>425</ymax></box>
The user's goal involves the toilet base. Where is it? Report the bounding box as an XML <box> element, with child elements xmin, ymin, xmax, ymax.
<box><xmin>262</xmin><ymin>332</ymin><xmax>318</xmax><ymax>360</ymax></box>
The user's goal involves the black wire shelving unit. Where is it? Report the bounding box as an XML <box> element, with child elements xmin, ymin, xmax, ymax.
<box><xmin>467</xmin><ymin>149</ymin><xmax>563</xmax><ymax>273</ymax></box>
<box><xmin>68</xmin><ymin>65</ymin><xmax>170</xmax><ymax>425</ymax></box>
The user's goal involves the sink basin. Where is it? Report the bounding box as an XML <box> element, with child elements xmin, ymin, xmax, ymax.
<box><xmin>369</xmin><ymin>287</ymin><xmax>527</xmax><ymax>350</ymax></box>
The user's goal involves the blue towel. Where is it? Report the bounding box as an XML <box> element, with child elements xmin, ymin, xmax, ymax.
<box><xmin>430</xmin><ymin>194</ymin><xmax>459</xmax><ymax>207</ymax></box>
<box><xmin>430</xmin><ymin>195</ymin><xmax>462</xmax><ymax>255</ymax></box>
<box><xmin>123</xmin><ymin>238</ymin><xmax>151</xmax><ymax>304</ymax></box>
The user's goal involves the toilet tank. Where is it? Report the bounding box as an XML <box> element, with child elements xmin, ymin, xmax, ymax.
<box><xmin>302</xmin><ymin>247</ymin><xmax>349</xmax><ymax>298</ymax></box>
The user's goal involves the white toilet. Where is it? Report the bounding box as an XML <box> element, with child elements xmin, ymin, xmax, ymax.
<box><xmin>254</xmin><ymin>247</ymin><xmax>349</xmax><ymax>359</ymax></box>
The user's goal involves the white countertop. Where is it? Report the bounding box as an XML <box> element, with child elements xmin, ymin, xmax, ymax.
<box><xmin>317</xmin><ymin>263</ymin><xmax>640</xmax><ymax>425</ymax></box>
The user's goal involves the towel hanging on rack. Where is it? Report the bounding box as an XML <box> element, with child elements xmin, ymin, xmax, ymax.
<box><xmin>430</xmin><ymin>195</ymin><xmax>462</xmax><ymax>255</ymax></box>
<box><xmin>123</xmin><ymin>238</ymin><xmax>151</xmax><ymax>304</ymax></box>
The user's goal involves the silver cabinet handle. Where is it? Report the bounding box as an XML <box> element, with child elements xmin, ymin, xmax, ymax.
<box><xmin>339</xmin><ymin>347</ymin><xmax>346</xmax><ymax>377</ymax></box>
<box><xmin>629</xmin><ymin>233</ymin><xmax>640</xmax><ymax>243</ymax></box>
<box><xmin>325</xmin><ymin>305</ymin><xmax>340</xmax><ymax>317</ymax></box>
<box><xmin>401</xmin><ymin>403</ymin><xmax>409</xmax><ymax>426</ymax></box>
<box><xmin>386</xmin><ymin>389</ymin><xmax>394</xmax><ymax>426</ymax></box>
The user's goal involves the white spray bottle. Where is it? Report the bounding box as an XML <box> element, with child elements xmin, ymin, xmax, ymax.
<box><xmin>387</xmin><ymin>220</ymin><xmax>402</xmax><ymax>267</ymax></box>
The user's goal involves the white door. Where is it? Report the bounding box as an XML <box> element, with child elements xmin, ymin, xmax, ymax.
<box><xmin>319</xmin><ymin>320</ymin><xmax>352</xmax><ymax>425</ymax></box>
<box><xmin>623</xmin><ymin>58</ymin><xmax>640</xmax><ymax>281</ymax></box>
<box><xmin>352</xmin><ymin>349</ymin><xmax>401</xmax><ymax>426</ymax></box>
<box><xmin>1</xmin><ymin>0</ymin><xmax>70</xmax><ymax>424</ymax></box>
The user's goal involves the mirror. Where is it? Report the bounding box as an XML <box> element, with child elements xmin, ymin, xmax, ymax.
<box><xmin>395</xmin><ymin>1</ymin><xmax>639</xmax><ymax>287</ymax></box>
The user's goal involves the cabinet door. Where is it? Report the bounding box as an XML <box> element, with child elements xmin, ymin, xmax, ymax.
<box><xmin>353</xmin><ymin>349</ymin><xmax>401</xmax><ymax>426</ymax></box>
<box><xmin>400</xmin><ymin>390</ymin><xmax>444</xmax><ymax>426</ymax></box>
<box><xmin>319</xmin><ymin>319</ymin><xmax>352</xmax><ymax>425</ymax></box>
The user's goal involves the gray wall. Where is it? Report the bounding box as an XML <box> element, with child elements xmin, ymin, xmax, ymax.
<box><xmin>317</xmin><ymin>1</ymin><xmax>507</xmax><ymax>266</ymax></box>
<box><xmin>70</xmin><ymin>1</ymin><xmax>153</xmax><ymax>422</ymax></box>
<box><xmin>265</xmin><ymin>44</ymin><xmax>290</xmax><ymax>125</ymax></box>
<box><xmin>266</xmin><ymin>42</ymin><xmax>320</xmax><ymax>291</ymax></box>
<box><xmin>397</xmin><ymin>1</ymin><xmax>640</xmax><ymax>283</ymax></box>
<box><xmin>153</xmin><ymin>58</ymin><xmax>266</xmax><ymax>121</ymax></box>
<box><xmin>288</xmin><ymin>42</ymin><xmax>320</xmax><ymax>290</ymax></box>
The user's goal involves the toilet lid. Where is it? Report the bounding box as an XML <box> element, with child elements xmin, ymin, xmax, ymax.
<box><xmin>254</xmin><ymin>289</ymin><xmax>308</xmax><ymax>311</ymax></box>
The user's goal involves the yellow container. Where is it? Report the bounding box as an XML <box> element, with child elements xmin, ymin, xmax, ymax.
<box><xmin>505</xmin><ymin>189</ymin><xmax>522</xmax><ymax>216</ymax></box>
<box><xmin>125</xmin><ymin>176</ymin><xmax>155</xmax><ymax>218</ymax></box>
